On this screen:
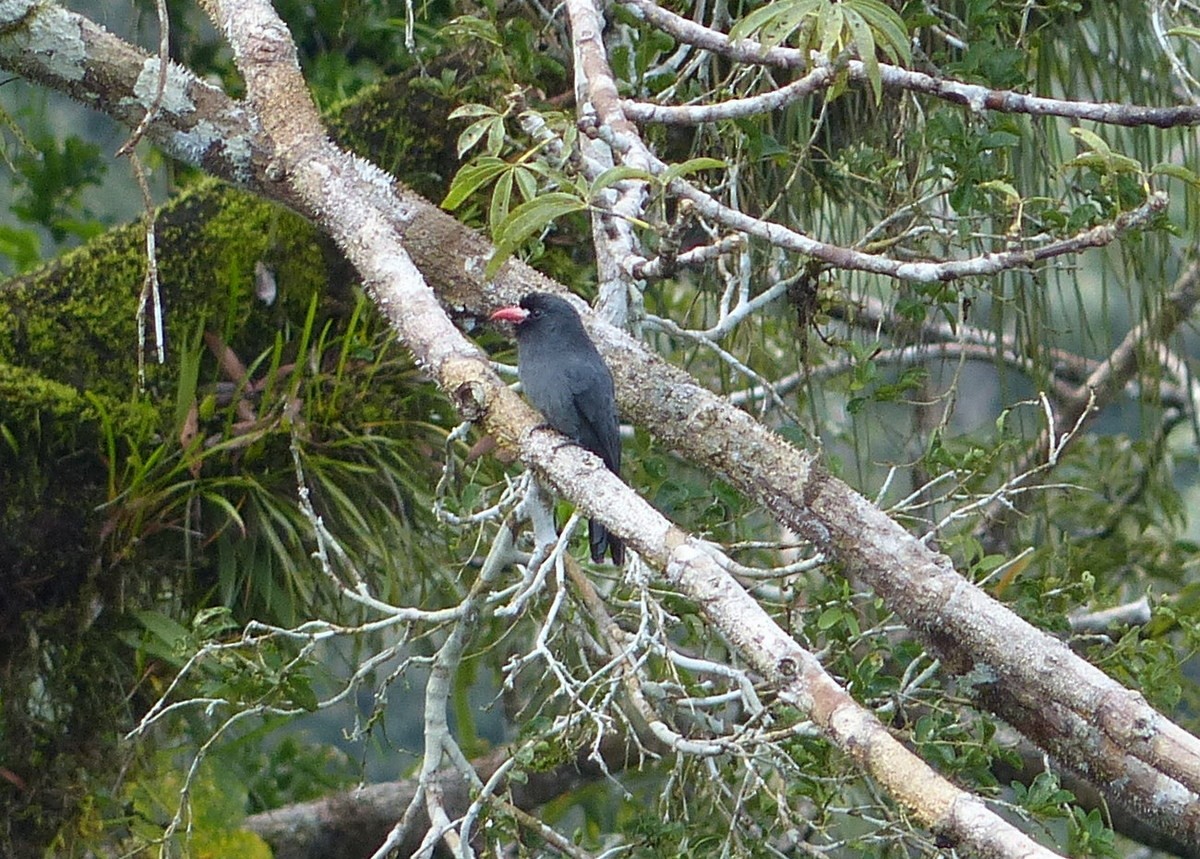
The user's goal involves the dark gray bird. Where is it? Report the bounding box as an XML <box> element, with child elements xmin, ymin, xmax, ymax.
<box><xmin>490</xmin><ymin>293</ymin><xmax>625</xmax><ymax>565</ymax></box>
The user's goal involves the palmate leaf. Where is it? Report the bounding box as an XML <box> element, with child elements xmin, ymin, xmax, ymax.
<box><xmin>441</xmin><ymin>156</ymin><xmax>510</xmax><ymax>210</ymax></box>
<box><xmin>729</xmin><ymin>0</ymin><xmax>911</xmax><ymax>102</ymax></box>
<box><xmin>842</xmin><ymin>9</ymin><xmax>880</xmax><ymax>102</ymax></box>
<box><xmin>449</xmin><ymin>105</ymin><xmax>505</xmax><ymax>159</ymax></box>
<box><xmin>729</xmin><ymin>0</ymin><xmax>826</xmax><ymax>49</ymax></box>
<box><xmin>514</xmin><ymin>165</ymin><xmax>540</xmax><ymax>202</ymax></box>
<box><xmin>817</xmin><ymin>3</ymin><xmax>843</xmax><ymax>56</ymax></box>
<box><xmin>489</xmin><ymin>169</ymin><xmax>515</xmax><ymax>231</ymax></box>
<box><xmin>846</xmin><ymin>0</ymin><xmax>911</xmax><ymax>64</ymax></box>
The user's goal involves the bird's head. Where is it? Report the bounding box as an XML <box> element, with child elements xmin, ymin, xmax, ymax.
<box><xmin>489</xmin><ymin>293</ymin><xmax>583</xmax><ymax>335</ymax></box>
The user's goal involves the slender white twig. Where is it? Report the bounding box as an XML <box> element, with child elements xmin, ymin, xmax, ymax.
<box><xmin>644</xmin><ymin>312</ymin><xmax>799</xmax><ymax>419</ymax></box>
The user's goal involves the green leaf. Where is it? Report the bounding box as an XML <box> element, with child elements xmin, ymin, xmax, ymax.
<box><xmin>485</xmin><ymin>192</ymin><xmax>587</xmax><ymax>277</ymax></box>
<box><xmin>486</xmin><ymin>113</ymin><xmax>507</xmax><ymax>156</ymax></box>
<box><xmin>730</xmin><ymin>0</ymin><xmax>825</xmax><ymax>47</ymax></box>
<box><xmin>818</xmin><ymin>4</ymin><xmax>843</xmax><ymax>56</ymax></box>
<box><xmin>660</xmin><ymin>157</ymin><xmax>727</xmax><ymax>185</ymax></box>
<box><xmin>192</xmin><ymin>606</ymin><xmax>238</xmax><ymax>637</ymax></box>
<box><xmin>492</xmin><ymin>192</ymin><xmax>587</xmax><ymax>245</ymax></box>
<box><xmin>0</xmin><ymin>424</ymin><xmax>18</xmax><ymax>456</ymax></box>
<box><xmin>285</xmin><ymin>673</ymin><xmax>320</xmax><ymax>712</ymax></box>
<box><xmin>437</xmin><ymin>15</ymin><xmax>502</xmax><ymax>46</ymax></box>
<box><xmin>175</xmin><ymin>326</ymin><xmax>204</xmax><ymax>435</ymax></box>
<box><xmin>1065</xmin><ymin>151</ymin><xmax>1142</xmax><ymax>175</ymax></box>
<box><xmin>441</xmin><ymin>157</ymin><xmax>510</xmax><ymax>210</ymax></box>
<box><xmin>203</xmin><ymin>491</ymin><xmax>248</xmax><ymax>535</ymax></box>
<box><xmin>448</xmin><ymin>103</ymin><xmax>500</xmax><ymax>120</ymax></box>
<box><xmin>1068</xmin><ymin>127</ymin><xmax>1112</xmax><ymax>158</ymax></box>
<box><xmin>0</xmin><ymin>224</ymin><xmax>41</xmax><ymax>271</ymax></box>
<box><xmin>456</xmin><ymin>116</ymin><xmax>501</xmax><ymax>160</ymax></box>
<box><xmin>847</xmin><ymin>0</ymin><xmax>911</xmax><ymax>64</ymax></box>
<box><xmin>843</xmin><ymin>9</ymin><xmax>881</xmax><ymax>103</ymax></box>
<box><xmin>1063</xmin><ymin>153</ymin><xmax>1112</xmax><ymax>172</ymax></box>
<box><xmin>978</xmin><ymin>180</ymin><xmax>1020</xmax><ymax>203</ymax></box>
<box><xmin>590</xmin><ymin>165</ymin><xmax>656</xmax><ymax>197</ymax></box>
<box><xmin>1105</xmin><ymin>153</ymin><xmax>1143</xmax><ymax>173</ymax></box>
<box><xmin>980</xmin><ymin>130</ymin><xmax>1021</xmax><ymax>149</ymax></box>
<box><xmin>817</xmin><ymin>606</ymin><xmax>844</xmax><ymax>630</ymax></box>
<box><xmin>136</xmin><ymin>609</ymin><xmax>189</xmax><ymax>644</ymax></box>
<box><xmin>489</xmin><ymin>169</ymin><xmax>516</xmax><ymax>232</ymax></box>
<box><xmin>1152</xmin><ymin>162</ymin><xmax>1200</xmax><ymax>187</ymax></box>
<box><xmin>514</xmin><ymin>165</ymin><xmax>540</xmax><ymax>202</ymax></box>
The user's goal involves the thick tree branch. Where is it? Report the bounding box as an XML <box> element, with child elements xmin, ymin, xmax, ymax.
<box><xmin>564</xmin><ymin>0</ymin><xmax>648</xmax><ymax>321</ymax></box>
<box><xmin>244</xmin><ymin>741</ymin><xmax>630</xmax><ymax>859</ymax></box>
<box><xmin>0</xmin><ymin>0</ymin><xmax>265</xmax><ymax>180</ymax></box>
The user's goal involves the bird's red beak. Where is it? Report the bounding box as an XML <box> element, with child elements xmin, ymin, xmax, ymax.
<box><xmin>489</xmin><ymin>306</ymin><xmax>528</xmax><ymax>324</ymax></box>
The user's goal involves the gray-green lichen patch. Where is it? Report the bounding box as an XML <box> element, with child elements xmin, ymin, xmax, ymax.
<box><xmin>25</xmin><ymin>5</ymin><xmax>87</xmax><ymax>82</ymax></box>
<box><xmin>130</xmin><ymin>57</ymin><xmax>196</xmax><ymax>116</ymax></box>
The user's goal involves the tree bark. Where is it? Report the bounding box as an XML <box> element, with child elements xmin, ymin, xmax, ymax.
<box><xmin>244</xmin><ymin>738</ymin><xmax>630</xmax><ymax>859</ymax></box>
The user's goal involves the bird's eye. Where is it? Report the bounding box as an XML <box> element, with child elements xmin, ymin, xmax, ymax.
<box><xmin>530</xmin><ymin>309</ymin><xmax>543</xmax><ymax>319</ymax></box>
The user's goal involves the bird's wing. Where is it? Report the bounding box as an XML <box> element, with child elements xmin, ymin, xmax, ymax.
<box><xmin>564</xmin><ymin>357</ymin><xmax>621</xmax><ymax>474</ymax></box>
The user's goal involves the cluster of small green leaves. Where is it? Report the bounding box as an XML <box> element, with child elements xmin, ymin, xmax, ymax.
<box><xmin>0</xmin><ymin>118</ymin><xmax>108</xmax><ymax>273</ymax></box>
<box><xmin>442</xmin><ymin>85</ymin><xmax>725</xmax><ymax>276</ymax></box>
<box><xmin>115</xmin><ymin>755</ymin><xmax>274</xmax><ymax>858</ymax></box>
<box><xmin>1009</xmin><ymin>773</ymin><xmax>1117</xmax><ymax>858</ymax></box>
<box><xmin>126</xmin><ymin>606</ymin><xmax>325</xmax><ymax>712</ymax></box>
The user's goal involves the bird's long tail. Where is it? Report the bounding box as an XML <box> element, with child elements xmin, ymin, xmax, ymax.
<box><xmin>589</xmin><ymin>519</ymin><xmax>625</xmax><ymax>565</ymax></box>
